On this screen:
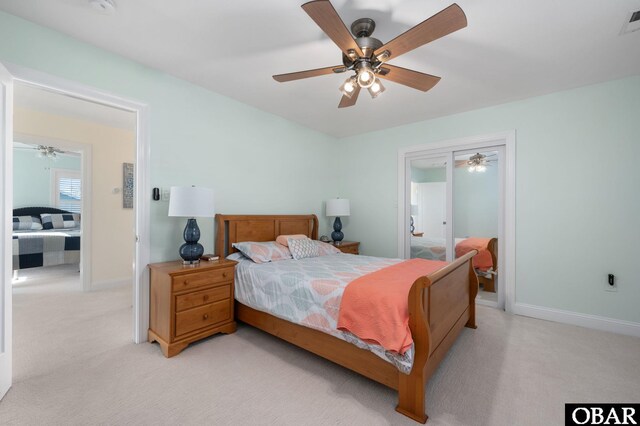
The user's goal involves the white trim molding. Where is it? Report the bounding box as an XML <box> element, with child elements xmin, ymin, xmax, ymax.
<box><xmin>513</xmin><ymin>302</ymin><xmax>640</xmax><ymax>338</ymax></box>
<box><xmin>397</xmin><ymin>130</ymin><xmax>516</xmax><ymax>313</ymax></box>
<box><xmin>0</xmin><ymin>58</ymin><xmax>14</xmax><ymax>400</ymax></box>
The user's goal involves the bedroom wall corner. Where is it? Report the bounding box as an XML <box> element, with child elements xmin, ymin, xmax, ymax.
<box><xmin>337</xmin><ymin>75</ymin><xmax>640</xmax><ymax>327</ymax></box>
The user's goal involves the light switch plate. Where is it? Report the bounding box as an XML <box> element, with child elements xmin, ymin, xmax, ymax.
<box><xmin>161</xmin><ymin>188</ymin><xmax>170</xmax><ymax>201</ymax></box>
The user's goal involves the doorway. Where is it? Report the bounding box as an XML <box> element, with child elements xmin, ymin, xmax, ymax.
<box><xmin>11</xmin><ymin>82</ymin><xmax>137</xmax><ymax>382</ymax></box>
<box><xmin>398</xmin><ymin>132</ymin><xmax>516</xmax><ymax>311</ymax></box>
<box><xmin>0</xmin><ymin>62</ymin><xmax>151</xmax><ymax>399</ymax></box>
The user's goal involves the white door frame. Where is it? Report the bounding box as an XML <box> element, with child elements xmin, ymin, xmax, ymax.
<box><xmin>1</xmin><ymin>62</ymin><xmax>151</xmax><ymax>345</ymax></box>
<box><xmin>398</xmin><ymin>131</ymin><xmax>516</xmax><ymax>312</ymax></box>
<box><xmin>0</xmin><ymin>60</ymin><xmax>14</xmax><ymax>400</ymax></box>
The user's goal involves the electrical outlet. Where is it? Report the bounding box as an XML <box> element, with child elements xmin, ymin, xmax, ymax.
<box><xmin>161</xmin><ymin>188</ymin><xmax>170</xmax><ymax>201</ymax></box>
<box><xmin>605</xmin><ymin>273</ymin><xmax>617</xmax><ymax>292</ymax></box>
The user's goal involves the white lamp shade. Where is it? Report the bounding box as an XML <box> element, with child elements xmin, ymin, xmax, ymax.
<box><xmin>410</xmin><ymin>204</ymin><xmax>419</xmax><ymax>215</ymax></box>
<box><xmin>326</xmin><ymin>198</ymin><xmax>350</xmax><ymax>217</ymax></box>
<box><xmin>168</xmin><ymin>186</ymin><xmax>215</xmax><ymax>218</ymax></box>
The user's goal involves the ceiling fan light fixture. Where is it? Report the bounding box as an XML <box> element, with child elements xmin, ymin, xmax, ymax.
<box><xmin>339</xmin><ymin>76</ymin><xmax>357</xmax><ymax>98</ymax></box>
<box><xmin>36</xmin><ymin>145</ymin><xmax>59</xmax><ymax>160</ymax></box>
<box><xmin>356</xmin><ymin>63</ymin><xmax>376</xmax><ymax>88</ymax></box>
<box><xmin>367</xmin><ymin>78</ymin><xmax>385</xmax><ymax>98</ymax></box>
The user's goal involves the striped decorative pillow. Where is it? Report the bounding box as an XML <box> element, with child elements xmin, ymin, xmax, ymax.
<box><xmin>13</xmin><ymin>216</ymin><xmax>43</xmax><ymax>231</ymax></box>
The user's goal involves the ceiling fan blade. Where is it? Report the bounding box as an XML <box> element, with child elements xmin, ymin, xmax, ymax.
<box><xmin>338</xmin><ymin>85</ymin><xmax>361</xmax><ymax>108</ymax></box>
<box><xmin>374</xmin><ymin>3</ymin><xmax>467</xmax><ymax>62</ymax></box>
<box><xmin>302</xmin><ymin>0</ymin><xmax>364</xmax><ymax>58</ymax></box>
<box><xmin>273</xmin><ymin>65</ymin><xmax>346</xmax><ymax>82</ymax></box>
<box><xmin>377</xmin><ymin>65</ymin><xmax>440</xmax><ymax>92</ymax></box>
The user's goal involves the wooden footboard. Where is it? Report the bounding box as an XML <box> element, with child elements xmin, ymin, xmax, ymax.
<box><xmin>397</xmin><ymin>250</ymin><xmax>478</xmax><ymax>422</ymax></box>
<box><xmin>216</xmin><ymin>214</ymin><xmax>478</xmax><ymax>423</ymax></box>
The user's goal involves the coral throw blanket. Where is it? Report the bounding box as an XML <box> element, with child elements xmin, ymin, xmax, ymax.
<box><xmin>456</xmin><ymin>238</ymin><xmax>493</xmax><ymax>271</ymax></box>
<box><xmin>337</xmin><ymin>258</ymin><xmax>447</xmax><ymax>355</ymax></box>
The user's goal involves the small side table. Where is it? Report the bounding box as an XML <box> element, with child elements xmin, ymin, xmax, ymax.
<box><xmin>330</xmin><ymin>241</ymin><xmax>360</xmax><ymax>255</ymax></box>
<box><xmin>148</xmin><ymin>259</ymin><xmax>237</xmax><ymax>357</ymax></box>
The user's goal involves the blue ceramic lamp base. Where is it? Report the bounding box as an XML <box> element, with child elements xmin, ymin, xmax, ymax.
<box><xmin>331</xmin><ymin>217</ymin><xmax>344</xmax><ymax>245</ymax></box>
<box><xmin>180</xmin><ymin>218</ymin><xmax>204</xmax><ymax>265</ymax></box>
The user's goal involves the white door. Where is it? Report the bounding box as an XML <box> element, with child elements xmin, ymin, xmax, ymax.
<box><xmin>416</xmin><ymin>182</ymin><xmax>446</xmax><ymax>239</ymax></box>
<box><xmin>0</xmin><ymin>62</ymin><xmax>14</xmax><ymax>399</ymax></box>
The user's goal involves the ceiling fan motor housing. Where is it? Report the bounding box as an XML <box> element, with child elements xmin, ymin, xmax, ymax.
<box><xmin>342</xmin><ymin>19</ymin><xmax>383</xmax><ymax>66</ymax></box>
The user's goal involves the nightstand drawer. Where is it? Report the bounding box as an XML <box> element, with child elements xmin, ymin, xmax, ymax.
<box><xmin>175</xmin><ymin>285</ymin><xmax>231</xmax><ymax>312</ymax></box>
<box><xmin>340</xmin><ymin>245</ymin><xmax>359</xmax><ymax>254</ymax></box>
<box><xmin>172</xmin><ymin>268</ymin><xmax>232</xmax><ymax>292</ymax></box>
<box><xmin>175</xmin><ymin>299</ymin><xmax>231</xmax><ymax>336</ymax></box>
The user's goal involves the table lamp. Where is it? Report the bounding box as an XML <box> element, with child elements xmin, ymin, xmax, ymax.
<box><xmin>326</xmin><ymin>198</ymin><xmax>350</xmax><ymax>245</ymax></box>
<box><xmin>168</xmin><ymin>186</ymin><xmax>215</xmax><ymax>265</ymax></box>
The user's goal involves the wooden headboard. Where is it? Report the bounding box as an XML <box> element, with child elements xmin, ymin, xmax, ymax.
<box><xmin>13</xmin><ymin>207</ymin><xmax>74</xmax><ymax>219</ymax></box>
<box><xmin>215</xmin><ymin>214</ymin><xmax>319</xmax><ymax>257</ymax></box>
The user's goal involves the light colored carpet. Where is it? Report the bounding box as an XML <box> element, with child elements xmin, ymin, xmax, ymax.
<box><xmin>2</xmin><ymin>268</ymin><xmax>640</xmax><ymax>425</ymax></box>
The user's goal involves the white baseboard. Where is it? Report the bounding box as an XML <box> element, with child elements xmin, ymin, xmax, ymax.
<box><xmin>513</xmin><ymin>302</ymin><xmax>640</xmax><ymax>338</ymax></box>
<box><xmin>91</xmin><ymin>277</ymin><xmax>132</xmax><ymax>290</ymax></box>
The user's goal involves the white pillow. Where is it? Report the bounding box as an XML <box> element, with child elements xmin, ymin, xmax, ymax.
<box><xmin>288</xmin><ymin>238</ymin><xmax>319</xmax><ymax>260</ymax></box>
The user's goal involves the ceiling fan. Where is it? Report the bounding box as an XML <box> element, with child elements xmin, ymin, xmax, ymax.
<box><xmin>455</xmin><ymin>152</ymin><xmax>497</xmax><ymax>172</ymax></box>
<box><xmin>273</xmin><ymin>1</ymin><xmax>467</xmax><ymax>108</ymax></box>
<box><xmin>14</xmin><ymin>143</ymin><xmax>68</xmax><ymax>160</ymax></box>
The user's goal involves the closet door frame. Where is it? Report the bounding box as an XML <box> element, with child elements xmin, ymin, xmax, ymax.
<box><xmin>397</xmin><ymin>131</ymin><xmax>516</xmax><ymax>312</ymax></box>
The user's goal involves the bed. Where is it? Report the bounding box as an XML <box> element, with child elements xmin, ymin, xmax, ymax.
<box><xmin>12</xmin><ymin>207</ymin><xmax>81</xmax><ymax>271</ymax></box>
<box><xmin>215</xmin><ymin>214</ymin><xmax>478</xmax><ymax>423</ymax></box>
<box><xmin>411</xmin><ymin>235</ymin><xmax>498</xmax><ymax>293</ymax></box>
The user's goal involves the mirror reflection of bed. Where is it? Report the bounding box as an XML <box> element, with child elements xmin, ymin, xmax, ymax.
<box><xmin>410</xmin><ymin>150</ymin><xmax>499</xmax><ymax>303</ymax></box>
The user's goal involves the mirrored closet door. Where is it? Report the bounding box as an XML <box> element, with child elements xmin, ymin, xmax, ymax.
<box><xmin>453</xmin><ymin>148</ymin><xmax>502</xmax><ymax>304</ymax></box>
<box><xmin>403</xmin><ymin>145</ymin><xmax>505</xmax><ymax>309</ymax></box>
<box><xmin>406</xmin><ymin>154</ymin><xmax>453</xmax><ymax>262</ymax></box>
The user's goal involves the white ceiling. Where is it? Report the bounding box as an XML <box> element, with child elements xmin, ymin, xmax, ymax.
<box><xmin>2</xmin><ymin>0</ymin><xmax>639</xmax><ymax>138</ymax></box>
<box><xmin>14</xmin><ymin>82</ymin><xmax>136</xmax><ymax>130</ymax></box>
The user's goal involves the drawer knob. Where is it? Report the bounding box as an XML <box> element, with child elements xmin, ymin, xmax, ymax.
<box><xmin>184</xmin><ymin>280</ymin><xmax>189</xmax><ymax>285</ymax></box>
<box><xmin>203</xmin><ymin>295</ymin><xmax>209</xmax><ymax>301</ymax></box>
<box><xmin>203</xmin><ymin>314</ymin><xmax>209</xmax><ymax>320</ymax></box>
<box><xmin>222</xmin><ymin>272</ymin><xmax>227</xmax><ymax>278</ymax></box>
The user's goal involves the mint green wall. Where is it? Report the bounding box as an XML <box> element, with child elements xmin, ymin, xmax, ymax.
<box><xmin>411</xmin><ymin>167</ymin><xmax>445</xmax><ymax>183</ymax></box>
<box><xmin>0</xmin><ymin>11</ymin><xmax>337</xmax><ymax>261</ymax></box>
<box><xmin>339</xmin><ymin>75</ymin><xmax>640</xmax><ymax>323</ymax></box>
<box><xmin>453</xmin><ymin>164</ymin><xmax>498</xmax><ymax>238</ymax></box>
<box><xmin>2</xmin><ymin>10</ymin><xmax>639</xmax><ymax>324</ymax></box>
<box><xmin>13</xmin><ymin>148</ymin><xmax>80</xmax><ymax>208</ymax></box>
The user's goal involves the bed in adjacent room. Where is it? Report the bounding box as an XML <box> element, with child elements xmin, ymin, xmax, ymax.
<box><xmin>411</xmin><ymin>235</ymin><xmax>498</xmax><ymax>292</ymax></box>
<box><xmin>215</xmin><ymin>214</ymin><xmax>478</xmax><ymax>423</ymax></box>
<box><xmin>12</xmin><ymin>207</ymin><xmax>81</xmax><ymax>272</ymax></box>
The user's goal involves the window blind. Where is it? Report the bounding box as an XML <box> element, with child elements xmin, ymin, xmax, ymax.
<box><xmin>58</xmin><ymin>176</ymin><xmax>82</xmax><ymax>213</ymax></box>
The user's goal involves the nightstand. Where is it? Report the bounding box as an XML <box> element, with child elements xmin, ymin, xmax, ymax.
<box><xmin>148</xmin><ymin>259</ymin><xmax>237</xmax><ymax>357</ymax></box>
<box><xmin>331</xmin><ymin>241</ymin><xmax>360</xmax><ymax>255</ymax></box>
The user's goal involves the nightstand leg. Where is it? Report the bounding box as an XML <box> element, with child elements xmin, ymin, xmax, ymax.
<box><xmin>220</xmin><ymin>321</ymin><xmax>237</xmax><ymax>335</ymax></box>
